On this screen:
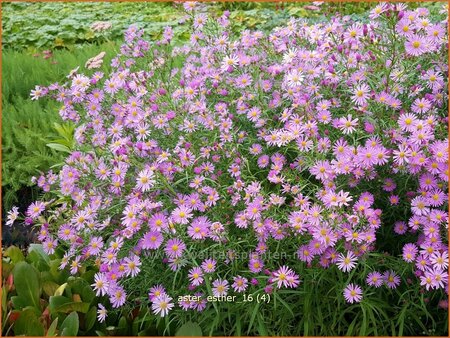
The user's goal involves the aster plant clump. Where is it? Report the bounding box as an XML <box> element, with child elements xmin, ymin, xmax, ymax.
<box><xmin>8</xmin><ymin>2</ymin><xmax>448</xmax><ymax>334</ymax></box>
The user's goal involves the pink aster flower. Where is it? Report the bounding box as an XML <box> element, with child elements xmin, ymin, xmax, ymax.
<box><xmin>136</xmin><ymin>168</ymin><xmax>155</xmax><ymax>192</ymax></box>
<box><xmin>338</xmin><ymin>115</ymin><xmax>358</xmax><ymax>134</ymax></box>
<box><xmin>97</xmin><ymin>304</ymin><xmax>107</xmax><ymax>323</ymax></box>
<box><xmin>6</xmin><ymin>206</ymin><xmax>19</xmax><ymax>227</ymax></box>
<box><xmin>151</xmin><ymin>294</ymin><xmax>174</xmax><ymax>317</ymax></box>
<box><xmin>272</xmin><ymin>266</ymin><xmax>300</xmax><ymax>288</ymax></box>
<box><xmin>405</xmin><ymin>35</ymin><xmax>428</xmax><ymax>56</ymax></box>
<box><xmin>26</xmin><ymin>201</ymin><xmax>46</xmax><ymax>219</ymax></box>
<box><xmin>383</xmin><ymin>270</ymin><xmax>401</xmax><ymax>289</ymax></box>
<box><xmin>171</xmin><ymin>206</ymin><xmax>193</xmax><ymax>225</ymax></box>
<box><xmin>343</xmin><ymin>283</ymin><xmax>363</xmax><ymax>303</ymax></box>
<box><xmin>351</xmin><ymin>83</ymin><xmax>370</xmax><ymax>106</ymax></box>
<box><xmin>336</xmin><ymin>251</ymin><xmax>358</xmax><ymax>272</ymax></box>
<box><xmin>212</xmin><ymin>279</ymin><xmax>229</xmax><ymax>297</ymax></box>
<box><xmin>141</xmin><ymin>231</ymin><xmax>163</xmax><ymax>250</ymax></box>
<box><xmin>232</xmin><ymin>276</ymin><xmax>249</xmax><ymax>293</ymax></box>
<box><xmin>366</xmin><ymin>271</ymin><xmax>383</xmax><ymax>287</ymax></box>
<box><xmin>187</xmin><ymin>216</ymin><xmax>211</xmax><ymax>240</ymax></box>
<box><xmin>149</xmin><ymin>284</ymin><xmax>167</xmax><ymax>302</ymax></box>
<box><xmin>92</xmin><ymin>272</ymin><xmax>110</xmax><ymax>296</ymax></box>
<box><xmin>201</xmin><ymin>258</ymin><xmax>216</xmax><ymax>273</ymax></box>
<box><xmin>188</xmin><ymin>267</ymin><xmax>204</xmax><ymax>286</ymax></box>
<box><xmin>110</xmin><ymin>286</ymin><xmax>127</xmax><ymax>308</ymax></box>
<box><xmin>165</xmin><ymin>238</ymin><xmax>186</xmax><ymax>258</ymax></box>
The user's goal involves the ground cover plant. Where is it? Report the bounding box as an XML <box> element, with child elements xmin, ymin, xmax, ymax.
<box><xmin>3</xmin><ymin>1</ymin><xmax>449</xmax><ymax>336</ymax></box>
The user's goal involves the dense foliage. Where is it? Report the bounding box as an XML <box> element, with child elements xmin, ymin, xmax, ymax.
<box><xmin>3</xmin><ymin>1</ymin><xmax>449</xmax><ymax>336</ymax></box>
<box><xmin>2</xmin><ymin>1</ymin><xmax>443</xmax><ymax>50</ymax></box>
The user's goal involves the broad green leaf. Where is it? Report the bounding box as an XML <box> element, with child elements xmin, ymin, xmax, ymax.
<box><xmin>49</xmin><ymin>295</ymin><xmax>71</xmax><ymax>313</ymax></box>
<box><xmin>56</xmin><ymin>302</ymin><xmax>90</xmax><ymax>314</ymax></box>
<box><xmin>60</xmin><ymin>311</ymin><xmax>79</xmax><ymax>336</ymax></box>
<box><xmin>175</xmin><ymin>321</ymin><xmax>203</xmax><ymax>336</ymax></box>
<box><xmin>42</xmin><ymin>281</ymin><xmax>59</xmax><ymax>297</ymax></box>
<box><xmin>11</xmin><ymin>296</ymin><xmax>29</xmax><ymax>310</ymax></box>
<box><xmin>4</xmin><ymin>246</ymin><xmax>25</xmax><ymax>264</ymax></box>
<box><xmin>13</xmin><ymin>307</ymin><xmax>45</xmax><ymax>336</ymax></box>
<box><xmin>12</xmin><ymin>261</ymin><xmax>41</xmax><ymax>310</ymax></box>
<box><xmin>28</xmin><ymin>244</ymin><xmax>50</xmax><ymax>264</ymax></box>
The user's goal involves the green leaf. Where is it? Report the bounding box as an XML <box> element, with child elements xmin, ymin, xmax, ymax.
<box><xmin>46</xmin><ymin>143</ymin><xmax>71</xmax><ymax>153</ymax></box>
<box><xmin>13</xmin><ymin>261</ymin><xmax>41</xmax><ymax>310</ymax></box>
<box><xmin>85</xmin><ymin>306</ymin><xmax>97</xmax><ymax>332</ymax></box>
<box><xmin>68</xmin><ymin>277</ymin><xmax>95</xmax><ymax>303</ymax></box>
<box><xmin>14</xmin><ymin>307</ymin><xmax>45</xmax><ymax>336</ymax></box>
<box><xmin>49</xmin><ymin>295</ymin><xmax>71</xmax><ymax>313</ymax></box>
<box><xmin>54</xmin><ymin>282</ymin><xmax>68</xmax><ymax>296</ymax></box>
<box><xmin>175</xmin><ymin>321</ymin><xmax>203</xmax><ymax>336</ymax></box>
<box><xmin>28</xmin><ymin>244</ymin><xmax>50</xmax><ymax>264</ymax></box>
<box><xmin>60</xmin><ymin>311</ymin><xmax>79</xmax><ymax>336</ymax></box>
<box><xmin>42</xmin><ymin>281</ymin><xmax>59</xmax><ymax>297</ymax></box>
<box><xmin>46</xmin><ymin>317</ymin><xmax>58</xmax><ymax>336</ymax></box>
<box><xmin>4</xmin><ymin>246</ymin><xmax>25</xmax><ymax>264</ymax></box>
<box><xmin>56</xmin><ymin>302</ymin><xmax>90</xmax><ymax>314</ymax></box>
<box><xmin>11</xmin><ymin>296</ymin><xmax>29</xmax><ymax>310</ymax></box>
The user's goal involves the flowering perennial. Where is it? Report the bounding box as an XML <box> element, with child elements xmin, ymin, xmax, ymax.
<box><xmin>9</xmin><ymin>2</ymin><xmax>448</xmax><ymax>322</ymax></box>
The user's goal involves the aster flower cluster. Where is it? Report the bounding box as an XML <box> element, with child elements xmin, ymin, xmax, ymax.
<box><xmin>10</xmin><ymin>2</ymin><xmax>447</xmax><ymax>320</ymax></box>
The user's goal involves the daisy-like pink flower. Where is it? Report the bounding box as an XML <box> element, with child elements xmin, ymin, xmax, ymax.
<box><xmin>165</xmin><ymin>238</ymin><xmax>186</xmax><ymax>258</ymax></box>
<box><xmin>430</xmin><ymin>251</ymin><xmax>448</xmax><ymax>270</ymax></box>
<box><xmin>336</xmin><ymin>251</ymin><xmax>358</xmax><ymax>272</ymax></box>
<box><xmin>187</xmin><ymin>217</ymin><xmax>211</xmax><ymax>240</ymax></box>
<box><xmin>92</xmin><ymin>272</ymin><xmax>109</xmax><ymax>296</ymax></box>
<box><xmin>70</xmin><ymin>256</ymin><xmax>81</xmax><ymax>275</ymax></box>
<box><xmin>148</xmin><ymin>212</ymin><xmax>168</xmax><ymax>231</ymax></box>
<box><xmin>43</xmin><ymin>238</ymin><xmax>57</xmax><ymax>255</ymax></box>
<box><xmin>249</xmin><ymin>257</ymin><xmax>264</xmax><ymax>273</ymax></box>
<box><xmin>97</xmin><ymin>303</ymin><xmax>107</xmax><ymax>323</ymax></box>
<box><xmin>26</xmin><ymin>201</ymin><xmax>46</xmax><ymax>219</ymax></box>
<box><xmin>383</xmin><ymin>270</ymin><xmax>401</xmax><ymax>289</ymax></box>
<box><xmin>141</xmin><ymin>231</ymin><xmax>163</xmax><ymax>250</ymax></box>
<box><xmin>366</xmin><ymin>271</ymin><xmax>383</xmax><ymax>287</ymax></box>
<box><xmin>212</xmin><ymin>279</ymin><xmax>229</xmax><ymax>297</ymax></box>
<box><xmin>405</xmin><ymin>35</ymin><xmax>428</xmax><ymax>56</ymax></box>
<box><xmin>151</xmin><ymin>294</ymin><xmax>174</xmax><ymax>317</ymax></box>
<box><xmin>6</xmin><ymin>206</ymin><xmax>19</xmax><ymax>227</ymax></box>
<box><xmin>272</xmin><ymin>266</ymin><xmax>300</xmax><ymax>288</ymax></box>
<box><xmin>420</xmin><ymin>269</ymin><xmax>437</xmax><ymax>290</ymax></box>
<box><xmin>412</xmin><ymin>97</ymin><xmax>432</xmax><ymax>114</ymax></box>
<box><xmin>221</xmin><ymin>54</ymin><xmax>239</xmax><ymax>72</ymax></box>
<box><xmin>338</xmin><ymin>115</ymin><xmax>358</xmax><ymax>134</ymax></box>
<box><xmin>343</xmin><ymin>283</ymin><xmax>363</xmax><ymax>303</ymax></box>
<box><xmin>124</xmin><ymin>255</ymin><xmax>141</xmax><ymax>277</ymax></box>
<box><xmin>149</xmin><ymin>284</ymin><xmax>167</xmax><ymax>301</ymax></box>
<box><xmin>402</xmin><ymin>243</ymin><xmax>418</xmax><ymax>263</ymax></box>
<box><xmin>171</xmin><ymin>206</ymin><xmax>193</xmax><ymax>225</ymax></box>
<box><xmin>136</xmin><ymin>168</ymin><xmax>155</xmax><ymax>192</ymax></box>
<box><xmin>110</xmin><ymin>286</ymin><xmax>127</xmax><ymax>308</ymax></box>
<box><xmin>201</xmin><ymin>258</ymin><xmax>216</xmax><ymax>273</ymax></box>
<box><xmin>188</xmin><ymin>267</ymin><xmax>204</xmax><ymax>286</ymax></box>
<box><xmin>285</xmin><ymin>69</ymin><xmax>304</xmax><ymax>88</ymax></box>
<box><xmin>232</xmin><ymin>276</ymin><xmax>248</xmax><ymax>293</ymax></box>
<box><xmin>351</xmin><ymin>83</ymin><xmax>370</xmax><ymax>106</ymax></box>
